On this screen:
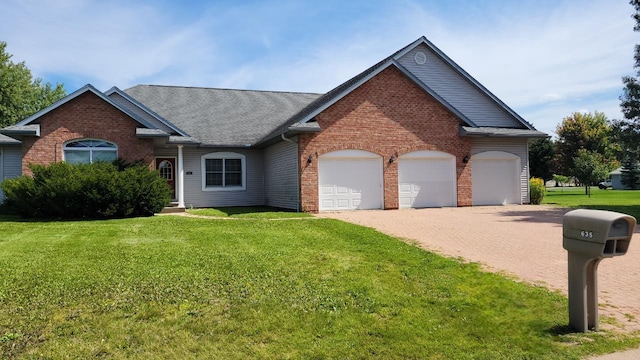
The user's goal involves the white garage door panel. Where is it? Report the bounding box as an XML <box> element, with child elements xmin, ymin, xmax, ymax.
<box><xmin>398</xmin><ymin>153</ymin><xmax>456</xmax><ymax>208</ymax></box>
<box><xmin>472</xmin><ymin>152</ymin><xmax>520</xmax><ymax>206</ymax></box>
<box><xmin>319</xmin><ymin>153</ymin><xmax>383</xmax><ymax>211</ymax></box>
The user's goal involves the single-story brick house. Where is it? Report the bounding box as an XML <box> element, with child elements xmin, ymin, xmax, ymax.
<box><xmin>0</xmin><ymin>37</ymin><xmax>546</xmax><ymax>211</ymax></box>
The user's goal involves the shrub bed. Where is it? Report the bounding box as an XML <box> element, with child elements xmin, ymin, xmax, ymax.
<box><xmin>1</xmin><ymin>161</ymin><xmax>171</xmax><ymax>219</ymax></box>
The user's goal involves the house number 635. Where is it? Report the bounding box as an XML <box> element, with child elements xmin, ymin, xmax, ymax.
<box><xmin>581</xmin><ymin>230</ymin><xmax>593</xmax><ymax>238</ymax></box>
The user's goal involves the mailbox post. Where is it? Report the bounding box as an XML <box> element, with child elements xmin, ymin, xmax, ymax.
<box><xmin>562</xmin><ymin>209</ymin><xmax>636</xmax><ymax>332</ymax></box>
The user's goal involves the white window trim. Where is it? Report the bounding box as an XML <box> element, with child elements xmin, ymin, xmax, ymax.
<box><xmin>63</xmin><ymin>138</ymin><xmax>118</xmax><ymax>164</ymax></box>
<box><xmin>201</xmin><ymin>152</ymin><xmax>246</xmax><ymax>191</ymax></box>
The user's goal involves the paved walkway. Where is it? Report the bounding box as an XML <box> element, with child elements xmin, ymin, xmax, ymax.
<box><xmin>316</xmin><ymin>205</ymin><xmax>640</xmax><ymax>333</ymax></box>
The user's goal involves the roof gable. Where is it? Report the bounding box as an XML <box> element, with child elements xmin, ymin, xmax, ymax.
<box><xmin>13</xmin><ymin>84</ymin><xmax>156</xmax><ymax>130</ymax></box>
<box><xmin>396</xmin><ymin>40</ymin><xmax>532</xmax><ymax>129</ymax></box>
<box><xmin>267</xmin><ymin>36</ymin><xmax>537</xmax><ymax>143</ymax></box>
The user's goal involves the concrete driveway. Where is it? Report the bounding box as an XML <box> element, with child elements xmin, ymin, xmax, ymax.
<box><xmin>316</xmin><ymin>205</ymin><xmax>640</xmax><ymax>332</ymax></box>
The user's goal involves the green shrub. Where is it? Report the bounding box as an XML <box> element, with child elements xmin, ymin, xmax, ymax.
<box><xmin>529</xmin><ymin>177</ymin><xmax>545</xmax><ymax>205</ymax></box>
<box><xmin>1</xmin><ymin>160</ymin><xmax>171</xmax><ymax>219</ymax></box>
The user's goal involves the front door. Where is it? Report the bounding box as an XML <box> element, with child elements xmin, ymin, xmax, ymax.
<box><xmin>155</xmin><ymin>157</ymin><xmax>176</xmax><ymax>200</ymax></box>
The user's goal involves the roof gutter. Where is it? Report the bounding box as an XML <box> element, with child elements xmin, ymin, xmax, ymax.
<box><xmin>0</xmin><ymin>124</ymin><xmax>41</xmax><ymax>137</ymax></box>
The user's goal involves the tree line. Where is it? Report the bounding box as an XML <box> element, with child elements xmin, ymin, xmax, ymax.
<box><xmin>529</xmin><ymin>0</ymin><xmax>640</xmax><ymax>194</ymax></box>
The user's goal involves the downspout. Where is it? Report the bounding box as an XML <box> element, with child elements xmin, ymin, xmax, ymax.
<box><xmin>177</xmin><ymin>145</ymin><xmax>185</xmax><ymax>208</ymax></box>
<box><xmin>281</xmin><ymin>133</ymin><xmax>295</xmax><ymax>143</ymax></box>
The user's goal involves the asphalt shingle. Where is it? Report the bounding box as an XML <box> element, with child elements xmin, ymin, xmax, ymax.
<box><xmin>124</xmin><ymin>85</ymin><xmax>322</xmax><ymax>146</ymax></box>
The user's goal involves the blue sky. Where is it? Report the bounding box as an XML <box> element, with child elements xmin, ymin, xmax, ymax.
<box><xmin>0</xmin><ymin>0</ymin><xmax>636</xmax><ymax>136</ymax></box>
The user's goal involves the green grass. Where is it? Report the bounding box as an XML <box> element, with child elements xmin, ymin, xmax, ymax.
<box><xmin>0</xmin><ymin>215</ymin><xmax>638</xmax><ymax>359</ymax></box>
<box><xmin>543</xmin><ymin>187</ymin><xmax>640</xmax><ymax>219</ymax></box>
<box><xmin>186</xmin><ymin>206</ymin><xmax>312</xmax><ymax>219</ymax></box>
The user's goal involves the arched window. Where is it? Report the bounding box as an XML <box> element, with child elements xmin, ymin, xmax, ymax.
<box><xmin>64</xmin><ymin>139</ymin><xmax>118</xmax><ymax>164</ymax></box>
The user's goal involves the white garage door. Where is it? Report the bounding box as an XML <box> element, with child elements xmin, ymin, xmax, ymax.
<box><xmin>319</xmin><ymin>150</ymin><xmax>383</xmax><ymax>211</ymax></box>
<box><xmin>398</xmin><ymin>151</ymin><xmax>456</xmax><ymax>208</ymax></box>
<box><xmin>472</xmin><ymin>151</ymin><xmax>521</xmax><ymax>205</ymax></box>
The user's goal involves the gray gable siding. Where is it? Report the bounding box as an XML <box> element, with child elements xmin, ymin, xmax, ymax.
<box><xmin>0</xmin><ymin>146</ymin><xmax>22</xmax><ymax>203</ymax></box>
<box><xmin>398</xmin><ymin>44</ymin><xmax>523</xmax><ymax>129</ymax></box>
<box><xmin>264</xmin><ymin>137</ymin><xmax>299</xmax><ymax>210</ymax></box>
<box><xmin>471</xmin><ymin>138</ymin><xmax>530</xmax><ymax>204</ymax></box>
<box><xmin>177</xmin><ymin>147</ymin><xmax>265</xmax><ymax>208</ymax></box>
<box><xmin>108</xmin><ymin>93</ymin><xmax>176</xmax><ymax>134</ymax></box>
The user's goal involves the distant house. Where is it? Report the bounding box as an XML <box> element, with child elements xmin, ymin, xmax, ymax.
<box><xmin>0</xmin><ymin>36</ymin><xmax>546</xmax><ymax>211</ymax></box>
<box><xmin>610</xmin><ymin>167</ymin><xmax>638</xmax><ymax>190</ymax></box>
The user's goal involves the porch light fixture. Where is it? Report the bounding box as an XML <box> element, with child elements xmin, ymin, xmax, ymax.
<box><xmin>463</xmin><ymin>154</ymin><xmax>470</xmax><ymax>163</ymax></box>
<box><xmin>307</xmin><ymin>154</ymin><xmax>314</xmax><ymax>164</ymax></box>
<box><xmin>389</xmin><ymin>153</ymin><xmax>397</xmax><ymax>164</ymax></box>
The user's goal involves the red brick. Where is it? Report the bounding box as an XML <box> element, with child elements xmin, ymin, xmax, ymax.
<box><xmin>21</xmin><ymin>92</ymin><xmax>154</xmax><ymax>175</ymax></box>
<box><xmin>299</xmin><ymin>66</ymin><xmax>472</xmax><ymax>212</ymax></box>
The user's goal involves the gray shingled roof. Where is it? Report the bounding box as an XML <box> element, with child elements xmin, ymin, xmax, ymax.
<box><xmin>124</xmin><ymin>85</ymin><xmax>322</xmax><ymax>146</ymax></box>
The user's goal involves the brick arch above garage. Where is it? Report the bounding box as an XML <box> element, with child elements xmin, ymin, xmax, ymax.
<box><xmin>298</xmin><ymin>66</ymin><xmax>472</xmax><ymax>212</ymax></box>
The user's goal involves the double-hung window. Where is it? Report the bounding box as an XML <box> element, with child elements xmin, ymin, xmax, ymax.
<box><xmin>201</xmin><ymin>152</ymin><xmax>246</xmax><ymax>191</ymax></box>
<box><xmin>64</xmin><ymin>139</ymin><xmax>118</xmax><ymax>164</ymax></box>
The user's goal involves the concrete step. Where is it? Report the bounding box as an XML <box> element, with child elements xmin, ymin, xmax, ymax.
<box><xmin>160</xmin><ymin>203</ymin><xmax>185</xmax><ymax>214</ymax></box>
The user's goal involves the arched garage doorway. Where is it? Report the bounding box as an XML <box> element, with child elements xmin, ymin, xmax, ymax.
<box><xmin>471</xmin><ymin>151</ymin><xmax>521</xmax><ymax>205</ymax></box>
<box><xmin>318</xmin><ymin>150</ymin><xmax>383</xmax><ymax>211</ymax></box>
<box><xmin>398</xmin><ymin>150</ymin><xmax>456</xmax><ymax>208</ymax></box>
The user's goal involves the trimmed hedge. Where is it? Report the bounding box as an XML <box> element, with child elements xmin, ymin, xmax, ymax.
<box><xmin>1</xmin><ymin>161</ymin><xmax>171</xmax><ymax>219</ymax></box>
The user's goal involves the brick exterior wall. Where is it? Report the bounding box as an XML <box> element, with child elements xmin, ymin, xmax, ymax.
<box><xmin>298</xmin><ymin>66</ymin><xmax>472</xmax><ymax>212</ymax></box>
<box><xmin>21</xmin><ymin>91</ymin><xmax>154</xmax><ymax>175</ymax></box>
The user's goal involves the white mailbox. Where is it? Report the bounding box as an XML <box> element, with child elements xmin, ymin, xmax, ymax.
<box><xmin>562</xmin><ymin>209</ymin><xmax>636</xmax><ymax>332</ymax></box>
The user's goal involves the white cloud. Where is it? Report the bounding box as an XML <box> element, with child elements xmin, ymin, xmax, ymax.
<box><xmin>543</xmin><ymin>93</ymin><xmax>564</xmax><ymax>102</ymax></box>
<box><xmin>207</xmin><ymin>0</ymin><xmax>636</xmax><ymax>133</ymax></box>
<box><xmin>0</xmin><ymin>0</ymin><xmax>222</xmax><ymax>90</ymax></box>
<box><xmin>0</xmin><ymin>0</ymin><xmax>636</xmax><ymax>135</ymax></box>
<box><xmin>423</xmin><ymin>0</ymin><xmax>635</xmax><ymax>132</ymax></box>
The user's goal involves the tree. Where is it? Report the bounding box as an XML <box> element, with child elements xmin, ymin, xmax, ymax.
<box><xmin>617</xmin><ymin>1</ymin><xmax>640</xmax><ymax>186</ymax></box>
<box><xmin>528</xmin><ymin>137</ymin><xmax>555</xmax><ymax>182</ymax></box>
<box><xmin>619</xmin><ymin>76</ymin><xmax>640</xmax><ymax>140</ymax></box>
<box><xmin>572</xmin><ymin>149</ymin><xmax>610</xmax><ymax>196</ymax></box>
<box><xmin>552</xmin><ymin>174</ymin><xmax>570</xmax><ymax>187</ymax></box>
<box><xmin>621</xmin><ymin>150</ymin><xmax>640</xmax><ymax>189</ymax></box>
<box><xmin>0</xmin><ymin>41</ymin><xmax>66</xmax><ymax>128</ymax></box>
<box><xmin>555</xmin><ymin>112</ymin><xmax>617</xmax><ymax>177</ymax></box>
<box><xmin>619</xmin><ymin>1</ymin><xmax>640</xmax><ymax>154</ymax></box>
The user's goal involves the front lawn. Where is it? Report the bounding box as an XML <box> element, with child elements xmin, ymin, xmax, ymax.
<box><xmin>186</xmin><ymin>206</ymin><xmax>312</xmax><ymax>219</ymax></box>
<box><xmin>0</xmin><ymin>215</ymin><xmax>638</xmax><ymax>359</ymax></box>
<box><xmin>543</xmin><ymin>187</ymin><xmax>640</xmax><ymax>219</ymax></box>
